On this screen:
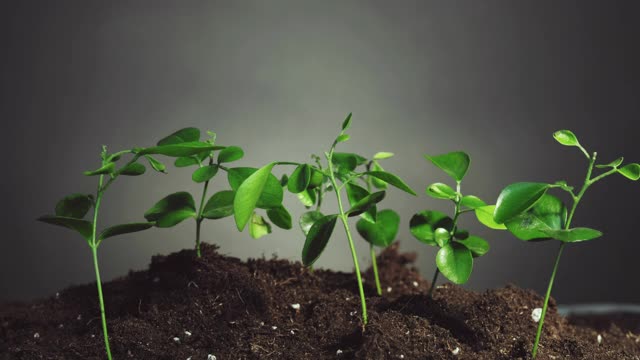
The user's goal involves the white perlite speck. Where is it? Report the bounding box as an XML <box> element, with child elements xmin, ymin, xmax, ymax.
<box><xmin>272</xmin><ymin>326</ymin><xmax>278</xmax><ymax>330</ymax></box>
<box><xmin>400</xmin><ymin>355</ymin><xmax>405</xmax><ymax>359</ymax></box>
<box><xmin>291</xmin><ymin>303</ymin><xmax>300</xmax><ymax>310</ymax></box>
<box><xmin>184</xmin><ymin>331</ymin><xmax>192</xmax><ymax>336</ymax></box>
<box><xmin>77</xmin><ymin>314</ymin><xmax>82</xmax><ymax>321</ymax></box>
<box><xmin>173</xmin><ymin>337</ymin><xmax>180</xmax><ymax>343</ymax></box>
<box><xmin>412</xmin><ymin>281</ymin><xmax>419</xmax><ymax>287</ymax></box>
<box><xmin>452</xmin><ymin>347</ymin><xmax>460</xmax><ymax>355</ymax></box>
<box><xmin>207</xmin><ymin>355</ymin><xmax>217</xmax><ymax>360</ymax></box>
<box><xmin>531</xmin><ymin>308</ymin><xmax>542</xmax><ymax>322</ymax></box>
<box><xmin>387</xmin><ymin>286</ymin><xmax>393</xmax><ymax>293</ymax></box>
<box><xmin>290</xmin><ymin>330</ymin><xmax>295</xmax><ymax>335</ymax></box>
<box><xmin>336</xmin><ymin>349</ymin><xmax>343</xmax><ymax>355</ymax></box>
<box><xmin>33</xmin><ymin>333</ymin><xmax>40</xmax><ymax>339</ymax></box>
<box><xmin>597</xmin><ymin>334</ymin><xmax>603</xmax><ymax>344</ymax></box>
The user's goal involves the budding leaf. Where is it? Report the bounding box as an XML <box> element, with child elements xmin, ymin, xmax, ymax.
<box><xmin>618</xmin><ymin>163</ymin><xmax>640</xmax><ymax>181</ymax></box>
<box><xmin>372</xmin><ymin>152</ymin><xmax>394</xmax><ymax>160</ymax></box>
<box><xmin>595</xmin><ymin>157</ymin><xmax>623</xmax><ymax>169</ymax></box>
<box><xmin>341</xmin><ymin>113</ymin><xmax>352</xmax><ymax>130</ymax></box>
<box><xmin>553</xmin><ymin>130</ymin><xmax>579</xmax><ymax>146</ymax></box>
<box><xmin>84</xmin><ymin>162</ymin><xmax>115</xmax><ymax>176</ymax></box>
<box><xmin>144</xmin><ymin>155</ymin><xmax>166</xmax><ymax>173</ymax></box>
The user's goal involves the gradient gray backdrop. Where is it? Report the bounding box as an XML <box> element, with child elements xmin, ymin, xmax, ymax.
<box><xmin>2</xmin><ymin>1</ymin><xmax>639</xmax><ymax>304</ymax></box>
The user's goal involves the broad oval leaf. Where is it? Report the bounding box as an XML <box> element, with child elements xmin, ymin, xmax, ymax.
<box><xmin>373</xmin><ymin>152</ymin><xmax>394</xmax><ymax>160</ymax></box>
<box><xmin>227</xmin><ymin>167</ymin><xmax>284</xmax><ymax>209</ymax></box>
<box><xmin>288</xmin><ymin>164</ymin><xmax>312</xmax><ymax>194</ymax></box>
<box><xmin>363</xmin><ymin>171</ymin><xmax>416</xmax><ymax>195</ymax></box>
<box><xmin>217</xmin><ymin>146</ymin><xmax>244</xmax><ymax>163</ymax></box>
<box><xmin>356</xmin><ymin>209</ymin><xmax>400</xmax><ymax>247</ymax></box>
<box><xmin>302</xmin><ymin>214</ymin><xmax>338</xmax><ymax>266</ymax></box>
<box><xmin>307</xmin><ymin>168</ymin><xmax>324</xmax><ymax>189</ymax></box>
<box><xmin>345</xmin><ymin>183</ymin><xmax>376</xmax><ymax>222</ymax></box>
<box><xmin>144</xmin><ymin>192</ymin><xmax>196</xmax><ymax>228</ymax></box>
<box><xmin>494</xmin><ymin>182</ymin><xmax>550</xmax><ymax>224</ymax></box>
<box><xmin>299</xmin><ymin>211</ymin><xmax>324</xmax><ymax>236</ymax></box>
<box><xmin>331</xmin><ymin>152</ymin><xmax>359</xmax><ymax>172</ymax></box>
<box><xmin>157</xmin><ymin>127</ymin><xmax>200</xmax><ymax>146</ymax></box>
<box><xmin>370</xmin><ymin>161</ymin><xmax>387</xmax><ymax>189</ymax></box>
<box><xmin>249</xmin><ymin>213</ymin><xmax>272</xmax><ymax>239</ymax></box>
<box><xmin>120</xmin><ymin>162</ymin><xmax>146</xmax><ymax>176</ymax></box>
<box><xmin>409</xmin><ymin>210</ymin><xmax>454</xmax><ymax>246</ymax></box>
<box><xmin>233</xmin><ymin>163</ymin><xmax>279</xmax><ymax>231</ymax></box>
<box><xmin>436</xmin><ymin>242</ymin><xmax>473</xmax><ymax>284</ymax></box>
<box><xmin>459</xmin><ymin>195</ymin><xmax>486</xmax><ymax>209</ymax></box>
<box><xmin>553</xmin><ymin>130</ymin><xmax>579</xmax><ymax>146</ymax></box>
<box><xmin>475</xmin><ymin>205</ymin><xmax>507</xmax><ymax>230</ymax></box>
<box><xmin>144</xmin><ymin>155</ymin><xmax>166</xmax><ymax>173</ymax></box>
<box><xmin>425</xmin><ymin>151</ymin><xmax>470</xmax><ymax>182</ymax></box>
<box><xmin>37</xmin><ymin>216</ymin><xmax>93</xmax><ymax>241</ymax></box>
<box><xmin>98</xmin><ymin>222</ymin><xmax>154</xmax><ymax>241</ymax></box>
<box><xmin>456</xmin><ymin>235</ymin><xmax>489</xmax><ymax>257</ymax></box>
<box><xmin>504</xmin><ymin>194</ymin><xmax>567</xmax><ymax>241</ymax></box>
<box><xmin>202</xmin><ymin>190</ymin><xmax>235</xmax><ymax>219</ymax></box>
<box><xmin>84</xmin><ymin>162</ymin><xmax>115</xmax><ymax>176</ymax></box>
<box><xmin>426</xmin><ymin>182</ymin><xmax>456</xmax><ymax>200</ymax></box>
<box><xmin>267</xmin><ymin>205</ymin><xmax>293</xmax><ymax>230</ymax></box>
<box><xmin>434</xmin><ymin>227</ymin><xmax>451</xmax><ymax>247</ymax></box>
<box><xmin>192</xmin><ymin>165</ymin><xmax>219</xmax><ymax>183</ymax></box>
<box><xmin>541</xmin><ymin>227</ymin><xmax>603</xmax><ymax>243</ymax></box>
<box><xmin>346</xmin><ymin>191</ymin><xmax>385</xmax><ymax>217</ymax></box>
<box><xmin>55</xmin><ymin>194</ymin><xmax>93</xmax><ymax>219</ymax></box>
<box><xmin>138</xmin><ymin>142</ymin><xmax>223</xmax><ymax>157</ymax></box>
<box><xmin>596</xmin><ymin>157</ymin><xmax>624</xmax><ymax>169</ymax></box>
<box><xmin>618</xmin><ymin>163</ymin><xmax>640</xmax><ymax>181</ymax></box>
<box><xmin>341</xmin><ymin>113</ymin><xmax>352</xmax><ymax>130</ymax></box>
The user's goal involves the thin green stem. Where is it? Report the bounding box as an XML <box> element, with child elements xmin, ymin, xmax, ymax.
<box><xmin>100</xmin><ymin>154</ymin><xmax>141</xmax><ymax>193</ymax></box>
<box><xmin>194</xmin><ymin>158</ymin><xmax>213</xmax><ymax>257</ymax></box>
<box><xmin>427</xmin><ymin>268</ymin><xmax>440</xmax><ymax>298</ymax></box>
<box><xmin>370</xmin><ymin>244</ymin><xmax>382</xmax><ymax>296</ymax></box>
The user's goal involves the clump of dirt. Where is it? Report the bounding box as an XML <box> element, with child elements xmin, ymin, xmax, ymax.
<box><xmin>1</xmin><ymin>243</ymin><xmax>638</xmax><ymax>359</ymax></box>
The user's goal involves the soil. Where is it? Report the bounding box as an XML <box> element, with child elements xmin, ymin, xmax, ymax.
<box><xmin>1</xmin><ymin>243</ymin><xmax>638</xmax><ymax>359</ymax></box>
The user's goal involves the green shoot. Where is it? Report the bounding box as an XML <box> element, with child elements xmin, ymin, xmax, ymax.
<box><xmin>491</xmin><ymin>129</ymin><xmax>639</xmax><ymax>358</ymax></box>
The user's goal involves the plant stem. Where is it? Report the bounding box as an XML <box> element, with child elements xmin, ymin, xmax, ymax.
<box><xmin>370</xmin><ymin>244</ymin><xmax>382</xmax><ymax>295</ymax></box>
<box><xmin>427</xmin><ymin>268</ymin><xmax>440</xmax><ymax>298</ymax></box>
<box><xmin>195</xmin><ymin>160</ymin><xmax>213</xmax><ymax>257</ymax></box>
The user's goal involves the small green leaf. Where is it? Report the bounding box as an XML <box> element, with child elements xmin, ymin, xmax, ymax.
<box><xmin>541</xmin><ymin>227</ymin><xmax>603</xmax><ymax>243</ymax></box>
<box><xmin>370</xmin><ymin>161</ymin><xmax>387</xmax><ymax>189</ymax></box>
<box><xmin>336</xmin><ymin>134</ymin><xmax>350</xmax><ymax>143</ymax></box>
<box><xmin>341</xmin><ymin>113</ymin><xmax>352</xmax><ymax>130</ymax></box>
<box><xmin>356</xmin><ymin>209</ymin><xmax>399</xmax><ymax>247</ymax></box>
<box><xmin>363</xmin><ymin>171</ymin><xmax>416</xmax><ymax>195</ymax></box>
<box><xmin>55</xmin><ymin>194</ymin><xmax>93</xmax><ymax>219</ymax></box>
<box><xmin>345</xmin><ymin>183</ymin><xmax>376</xmax><ymax>223</ymax></box>
<box><xmin>37</xmin><ymin>216</ymin><xmax>93</xmax><ymax>241</ymax></box>
<box><xmin>596</xmin><ymin>157</ymin><xmax>624</xmax><ymax>169</ymax></box>
<box><xmin>346</xmin><ymin>191</ymin><xmax>386</xmax><ymax>217</ymax></box>
<box><xmin>144</xmin><ymin>192</ymin><xmax>196</xmax><ymax>228</ymax></box>
<box><xmin>249</xmin><ymin>212</ymin><xmax>272</xmax><ymax>239</ymax></box>
<box><xmin>138</xmin><ymin>142</ymin><xmax>223</xmax><ymax>157</ymax></box>
<box><xmin>459</xmin><ymin>195</ymin><xmax>486</xmax><ymax>209</ymax></box>
<box><xmin>434</xmin><ymin>227</ymin><xmax>451</xmax><ymax>247</ymax></box>
<box><xmin>425</xmin><ymin>151</ymin><xmax>470</xmax><ymax>182</ymax></box>
<box><xmin>84</xmin><ymin>162</ymin><xmax>115</xmax><ymax>176</ymax></box>
<box><xmin>494</xmin><ymin>182</ymin><xmax>550</xmax><ymax>223</ymax></box>
<box><xmin>234</xmin><ymin>163</ymin><xmax>279</xmax><ymax>231</ymax></box>
<box><xmin>436</xmin><ymin>242</ymin><xmax>473</xmax><ymax>284</ymax></box>
<box><xmin>202</xmin><ymin>190</ymin><xmax>235</xmax><ymax>219</ymax></box>
<box><xmin>302</xmin><ymin>214</ymin><xmax>338</xmax><ymax>266</ymax></box>
<box><xmin>192</xmin><ymin>165</ymin><xmax>219</xmax><ymax>183</ymax></box>
<box><xmin>267</xmin><ymin>205</ymin><xmax>292</xmax><ymax>230</ymax></box>
<box><xmin>307</xmin><ymin>169</ymin><xmax>324</xmax><ymax>189</ymax></box>
<box><xmin>174</xmin><ymin>153</ymin><xmax>208</xmax><ymax>168</ymax></box>
<box><xmin>409</xmin><ymin>210</ymin><xmax>454</xmax><ymax>246</ymax></box>
<box><xmin>296</xmin><ymin>188</ymin><xmax>317</xmax><ymax>207</ymax></box>
<box><xmin>279</xmin><ymin>174</ymin><xmax>289</xmax><ymax>187</ymax></box>
<box><xmin>144</xmin><ymin>155</ymin><xmax>166</xmax><ymax>173</ymax></box>
<box><xmin>157</xmin><ymin>127</ymin><xmax>200</xmax><ymax>146</ymax></box>
<box><xmin>288</xmin><ymin>164</ymin><xmax>312</xmax><ymax>194</ymax></box>
<box><xmin>331</xmin><ymin>153</ymin><xmax>359</xmax><ymax>172</ymax></box>
<box><xmin>618</xmin><ymin>163</ymin><xmax>640</xmax><ymax>181</ymax></box>
<box><xmin>553</xmin><ymin>130</ymin><xmax>579</xmax><ymax>146</ymax></box>
<box><xmin>475</xmin><ymin>205</ymin><xmax>507</xmax><ymax>230</ymax></box>
<box><xmin>217</xmin><ymin>146</ymin><xmax>244</xmax><ymax>163</ymax></box>
<box><xmin>98</xmin><ymin>222</ymin><xmax>154</xmax><ymax>241</ymax></box>
<box><xmin>457</xmin><ymin>235</ymin><xmax>489</xmax><ymax>257</ymax></box>
<box><xmin>299</xmin><ymin>211</ymin><xmax>324</xmax><ymax>236</ymax></box>
<box><xmin>120</xmin><ymin>162</ymin><xmax>146</xmax><ymax>176</ymax></box>
<box><xmin>373</xmin><ymin>152</ymin><xmax>394</xmax><ymax>160</ymax></box>
<box><xmin>227</xmin><ymin>167</ymin><xmax>284</xmax><ymax>209</ymax></box>
<box><xmin>426</xmin><ymin>182</ymin><xmax>457</xmax><ymax>200</ymax></box>
<box><xmin>504</xmin><ymin>194</ymin><xmax>567</xmax><ymax>241</ymax></box>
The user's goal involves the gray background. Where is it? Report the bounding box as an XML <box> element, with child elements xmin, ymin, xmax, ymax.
<box><xmin>2</xmin><ymin>1</ymin><xmax>639</xmax><ymax>304</ymax></box>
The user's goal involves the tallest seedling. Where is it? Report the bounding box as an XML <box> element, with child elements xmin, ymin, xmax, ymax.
<box><xmin>492</xmin><ymin>130</ymin><xmax>639</xmax><ymax>358</ymax></box>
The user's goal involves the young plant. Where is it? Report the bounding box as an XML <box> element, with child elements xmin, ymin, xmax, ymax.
<box><xmin>233</xmin><ymin>114</ymin><xmax>416</xmax><ymax>324</ymax></box>
<box><xmin>409</xmin><ymin>152</ymin><xmax>495</xmax><ymax>297</ymax></box>
<box><xmin>143</xmin><ymin>128</ymin><xmax>265</xmax><ymax>257</ymax></box>
<box><xmin>491</xmin><ymin>130</ymin><xmax>639</xmax><ymax>358</ymax></box>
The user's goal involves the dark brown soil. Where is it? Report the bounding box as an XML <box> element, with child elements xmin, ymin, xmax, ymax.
<box><xmin>1</xmin><ymin>243</ymin><xmax>638</xmax><ymax>359</ymax></box>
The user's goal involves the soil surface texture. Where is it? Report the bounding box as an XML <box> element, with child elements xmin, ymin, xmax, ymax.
<box><xmin>1</xmin><ymin>243</ymin><xmax>638</xmax><ymax>359</ymax></box>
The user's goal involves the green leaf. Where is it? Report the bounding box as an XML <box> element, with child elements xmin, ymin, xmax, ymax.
<box><xmin>120</xmin><ymin>162</ymin><xmax>146</xmax><ymax>176</ymax></box>
<box><xmin>425</xmin><ymin>151</ymin><xmax>470</xmax><ymax>182</ymax></box>
<box><xmin>363</xmin><ymin>171</ymin><xmax>416</xmax><ymax>195</ymax></box>
<box><xmin>288</xmin><ymin>164</ymin><xmax>312</xmax><ymax>194</ymax></box>
<box><xmin>297</xmin><ymin>188</ymin><xmax>317</xmax><ymax>207</ymax></box>
<box><xmin>618</xmin><ymin>163</ymin><xmax>640</xmax><ymax>181</ymax></box>
<box><xmin>434</xmin><ymin>228</ymin><xmax>451</xmax><ymax>247</ymax></box>
<box><xmin>174</xmin><ymin>152</ymin><xmax>209</xmax><ymax>167</ymax></box>
<box><xmin>249</xmin><ymin>213</ymin><xmax>272</xmax><ymax>239</ymax></box>
<box><xmin>299</xmin><ymin>211</ymin><xmax>324</xmax><ymax>236</ymax></box>
<box><xmin>456</xmin><ymin>235</ymin><xmax>489</xmax><ymax>257</ymax></box>
<box><xmin>84</xmin><ymin>162</ymin><xmax>115</xmax><ymax>176</ymax></box>
<box><xmin>302</xmin><ymin>214</ymin><xmax>338</xmax><ymax>266</ymax></box>
<box><xmin>454</xmin><ymin>229</ymin><xmax>469</xmax><ymax>240</ymax></box>
<box><xmin>345</xmin><ymin>183</ymin><xmax>376</xmax><ymax>223</ymax></box>
<box><xmin>157</xmin><ymin>127</ymin><xmax>200</xmax><ymax>146</ymax></box>
<box><xmin>55</xmin><ymin>194</ymin><xmax>93</xmax><ymax>219</ymax></box>
<box><xmin>202</xmin><ymin>190</ymin><xmax>235</xmax><ymax>219</ymax></box>
<box><xmin>346</xmin><ymin>191</ymin><xmax>386</xmax><ymax>217</ymax></box>
<box><xmin>217</xmin><ymin>146</ymin><xmax>244</xmax><ymax>163</ymax></box>
<box><xmin>336</xmin><ymin>134</ymin><xmax>350</xmax><ymax>143</ymax></box>
<box><xmin>138</xmin><ymin>142</ymin><xmax>223</xmax><ymax>157</ymax></box>
<box><xmin>504</xmin><ymin>194</ymin><xmax>567</xmax><ymax>241</ymax></box>
<box><xmin>227</xmin><ymin>167</ymin><xmax>284</xmax><ymax>209</ymax></box>
<box><xmin>307</xmin><ymin>168</ymin><xmax>324</xmax><ymax>189</ymax></box>
<box><xmin>553</xmin><ymin>130</ymin><xmax>579</xmax><ymax>146</ymax></box>
<box><xmin>144</xmin><ymin>155</ymin><xmax>166</xmax><ymax>173</ymax></box>
<box><xmin>279</xmin><ymin>174</ymin><xmax>289</xmax><ymax>187</ymax></box>
<box><xmin>370</xmin><ymin>161</ymin><xmax>387</xmax><ymax>189</ymax></box>
<box><xmin>356</xmin><ymin>209</ymin><xmax>399</xmax><ymax>248</ymax></box>
<box><xmin>341</xmin><ymin>113</ymin><xmax>352</xmax><ymax>131</ymax></box>
<box><xmin>37</xmin><ymin>216</ymin><xmax>93</xmax><ymax>241</ymax></box>
<box><xmin>426</xmin><ymin>182</ymin><xmax>457</xmax><ymax>200</ymax></box>
<box><xmin>541</xmin><ymin>227</ymin><xmax>603</xmax><ymax>243</ymax></box>
<box><xmin>192</xmin><ymin>165</ymin><xmax>219</xmax><ymax>183</ymax></box>
<box><xmin>494</xmin><ymin>182</ymin><xmax>550</xmax><ymax>223</ymax></box>
<box><xmin>373</xmin><ymin>152</ymin><xmax>394</xmax><ymax>160</ymax></box>
<box><xmin>267</xmin><ymin>205</ymin><xmax>292</xmax><ymax>230</ymax></box>
<box><xmin>144</xmin><ymin>192</ymin><xmax>196</xmax><ymax>228</ymax></box>
<box><xmin>409</xmin><ymin>210</ymin><xmax>454</xmax><ymax>246</ymax></box>
<box><xmin>331</xmin><ymin>153</ymin><xmax>359</xmax><ymax>172</ymax></box>
<box><xmin>436</xmin><ymin>242</ymin><xmax>473</xmax><ymax>284</ymax></box>
<box><xmin>475</xmin><ymin>205</ymin><xmax>507</xmax><ymax>230</ymax></box>
<box><xmin>98</xmin><ymin>222</ymin><xmax>154</xmax><ymax>241</ymax></box>
<box><xmin>233</xmin><ymin>163</ymin><xmax>279</xmax><ymax>231</ymax></box>
<box><xmin>459</xmin><ymin>195</ymin><xmax>486</xmax><ymax>209</ymax></box>
<box><xmin>596</xmin><ymin>157</ymin><xmax>624</xmax><ymax>169</ymax></box>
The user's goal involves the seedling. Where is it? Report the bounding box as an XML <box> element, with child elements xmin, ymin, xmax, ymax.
<box><xmin>232</xmin><ymin>114</ymin><xmax>416</xmax><ymax>324</ymax></box>
<box><xmin>491</xmin><ymin>130</ymin><xmax>639</xmax><ymax>358</ymax></box>
<box><xmin>410</xmin><ymin>152</ymin><xmax>494</xmax><ymax>296</ymax></box>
